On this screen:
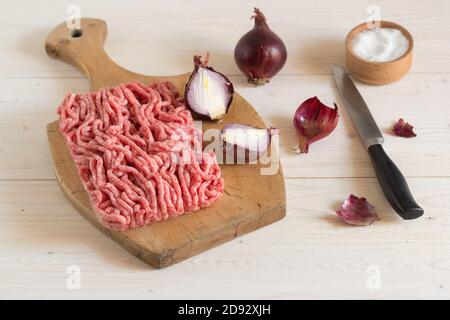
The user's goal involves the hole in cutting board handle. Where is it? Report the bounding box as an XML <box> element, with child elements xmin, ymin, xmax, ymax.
<box><xmin>71</xmin><ymin>29</ymin><xmax>83</xmax><ymax>38</ymax></box>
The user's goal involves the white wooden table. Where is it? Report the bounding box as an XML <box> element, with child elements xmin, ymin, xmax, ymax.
<box><xmin>1</xmin><ymin>0</ymin><xmax>450</xmax><ymax>299</ymax></box>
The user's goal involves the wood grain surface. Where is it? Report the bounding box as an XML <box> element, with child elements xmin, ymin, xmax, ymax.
<box><xmin>45</xmin><ymin>18</ymin><xmax>285</xmax><ymax>268</ymax></box>
<box><xmin>1</xmin><ymin>0</ymin><xmax>450</xmax><ymax>299</ymax></box>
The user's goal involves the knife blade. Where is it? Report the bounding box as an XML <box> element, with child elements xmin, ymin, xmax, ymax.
<box><xmin>332</xmin><ymin>65</ymin><xmax>384</xmax><ymax>148</ymax></box>
<box><xmin>332</xmin><ymin>64</ymin><xmax>423</xmax><ymax>220</ymax></box>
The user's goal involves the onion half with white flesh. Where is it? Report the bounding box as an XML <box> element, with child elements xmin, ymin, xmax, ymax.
<box><xmin>221</xmin><ymin>123</ymin><xmax>278</xmax><ymax>163</ymax></box>
<box><xmin>185</xmin><ymin>54</ymin><xmax>234</xmax><ymax>121</ymax></box>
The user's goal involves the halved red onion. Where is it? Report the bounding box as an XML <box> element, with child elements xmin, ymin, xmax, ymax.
<box><xmin>221</xmin><ymin>123</ymin><xmax>278</xmax><ymax>163</ymax></box>
<box><xmin>336</xmin><ymin>194</ymin><xmax>379</xmax><ymax>226</ymax></box>
<box><xmin>185</xmin><ymin>54</ymin><xmax>234</xmax><ymax>121</ymax></box>
<box><xmin>393</xmin><ymin>118</ymin><xmax>417</xmax><ymax>138</ymax></box>
<box><xmin>293</xmin><ymin>97</ymin><xmax>339</xmax><ymax>154</ymax></box>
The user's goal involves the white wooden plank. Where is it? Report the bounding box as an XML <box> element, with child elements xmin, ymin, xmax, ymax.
<box><xmin>0</xmin><ymin>74</ymin><xmax>448</xmax><ymax>179</ymax></box>
<box><xmin>0</xmin><ymin>79</ymin><xmax>89</xmax><ymax>179</ymax></box>
<box><xmin>1</xmin><ymin>178</ymin><xmax>449</xmax><ymax>299</ymax></box>
<box><xmin>0</xmin><ymin>0</ymin><xmax>450</xmax><ymax>78</ymax></box>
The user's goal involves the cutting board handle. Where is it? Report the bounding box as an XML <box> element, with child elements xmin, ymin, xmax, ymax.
<box><xmin>45</xmin><ymin>18</ymin><xmax>132</xmax><ymax>89</ymax></box>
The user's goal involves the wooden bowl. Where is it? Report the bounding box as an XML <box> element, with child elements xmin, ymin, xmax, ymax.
<box><xmin>345</xmin><ymin>21</ymin><xmax>414</xmax><ymax>85</ymax></box>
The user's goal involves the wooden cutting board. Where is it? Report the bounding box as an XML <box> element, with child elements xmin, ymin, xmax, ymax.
<box><xmin>45</xmin><ymin>18</ymin><xmax>286</xmax><ymax>268</ymax></box>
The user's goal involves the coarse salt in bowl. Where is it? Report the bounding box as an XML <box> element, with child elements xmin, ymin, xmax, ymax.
<box><xmin>345</xmin><ymin>21</ymin><xmax>414</xmax><ymax>85</ymax></box>
<box><xmin>351</xmin><ymin>27</ymin><xmax>410</xmax><ymax>63</ymax></box>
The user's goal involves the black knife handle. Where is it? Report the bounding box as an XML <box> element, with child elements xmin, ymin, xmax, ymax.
<box><xmin>368</xmin><ymin>144</ymin><xmax>423</xmax><ymax>220</ymax></box>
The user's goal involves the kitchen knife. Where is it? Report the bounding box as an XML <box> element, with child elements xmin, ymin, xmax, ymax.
<box><xmin>332</xmin><ymin>64</ymin><xmax>423</xmax><ymax>220</ymax></box>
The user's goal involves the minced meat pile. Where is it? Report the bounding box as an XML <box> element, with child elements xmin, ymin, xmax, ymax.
<box><xmin>57</xmin><ymin>81</ymin><xmax>224</xmax><ymax>230</ymax></box>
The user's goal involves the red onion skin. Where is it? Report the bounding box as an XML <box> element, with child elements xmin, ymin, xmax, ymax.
<box><xmin>336</xmin><ymin>194</ymin><xmax>379</xmax><ymax>226</ymax></box>
<box><xmin>234</xmin><ymin>8</ymin><xmax>287</xmax><ymax>85</ymax></box>
<box><xmin>293</xmin><ymin>97</ymin><xmax>339</xmax><ymax>153</ymax></box>
<box><xmin>393</xmin><ymin>118</ymin><xmax>416</xmax><ymax>138</ymax></box>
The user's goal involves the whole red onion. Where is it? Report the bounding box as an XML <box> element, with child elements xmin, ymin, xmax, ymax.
<box><xmin>234</xmin><ymin>8</ymin><xmax>287</xmax><ymax>85</ymax></box>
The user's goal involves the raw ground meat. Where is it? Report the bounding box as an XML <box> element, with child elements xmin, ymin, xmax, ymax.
<box><xmin>57</xmin><ymin>81</ymin><xmax>224</xmax><ymax>230</ymax></box>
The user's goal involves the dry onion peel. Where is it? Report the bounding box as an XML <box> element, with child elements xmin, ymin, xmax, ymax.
<box><xmin>336</xmin><ymin>194</ymin><xmax>379</xmax><ymax>226</ymax></box>
<box><xmin>393</xmin><ymin>118</ymin><xmax>416</xmax><ymax>138</ymax></box>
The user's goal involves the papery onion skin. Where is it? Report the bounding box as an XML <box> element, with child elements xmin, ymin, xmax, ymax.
<box><xmin>234</xmin><ymin>8</ymin><xmax>287</xmax><ymax>85</ymax></box>
<box><xmin>393</xmin><ymin>118</ymin><xmax>417</xmax><ymax>138</ymax></box>
<box><xmin>221</xmin><ymin>123</ymin><xmax>279</xmax><ymax>163</ymax></box>
<box><xmin>336</xmin><ymin>194</ymin><xmax>379</xmax><ymax>226</ymax></box>
<box><xmin>184</xmin><ymin>54</ymin><xmax>234</xmax><ymax>121</ymax></box>
<box><xmin>293</xmin><ymin>97</ymin><xmax>339</xmax><ymax>153</ymax></box>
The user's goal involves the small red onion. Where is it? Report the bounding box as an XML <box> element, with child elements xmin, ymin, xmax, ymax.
<box><xmin>234</xmin><ymin>8</ymin><xmax>287</xmax><ymax>85</ymax></box>
<box><xmin>221</xmin><ymin>123</ymin><xmax>278</xmax><ymax>163</ymax></box>
<box><xmin>293</xmin><ymin>97</ymin><xmax>339</xmax><ymax>153</ymax></box>
<box><xmin>392</xmin><ymin>118</ymin><xmax>417</xmax><ymax>138</ymax></box>
<box><xmin>336</xmin><ymin>194</ymin><xmax>379</xmax><ymax>226</ymax></box>
<box><xmin>185</xmin><ymin>54</ymin><xmax>234</xmax><ymax>121</ymax></box>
